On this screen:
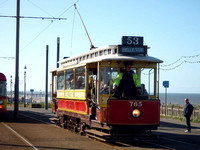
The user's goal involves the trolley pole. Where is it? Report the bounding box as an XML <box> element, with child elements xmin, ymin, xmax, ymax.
<box><xmin>57</xmin><ymin>37</ymin><xmax>60</xmax><ymax>68</ymax></box>
<box><xmin>45</xmin><ymin>45</ymin><xmax>49</xmax><ymax>110</ymax></box>
<box><xmin>14</xmin><ymin>0</ymin><xmax>20</xmax><ymax>119</ymax></box>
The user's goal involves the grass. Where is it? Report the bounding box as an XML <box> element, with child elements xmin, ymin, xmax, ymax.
<box><xmin>160</xmin><ymin>114</ymin><xmax>200</xmax><ymax>123</ymax></box>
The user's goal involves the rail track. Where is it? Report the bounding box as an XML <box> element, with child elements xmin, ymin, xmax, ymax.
<box><xmin>2</xmin><ymin>107</ymin><xmax>200</xmax><ymax>150</ymax></box>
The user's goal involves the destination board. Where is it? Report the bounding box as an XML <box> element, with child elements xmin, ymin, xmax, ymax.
<box><xmin>118</xmin><ymin>45</ymin><xmax>147</xmax><ymax>55</ymax></box>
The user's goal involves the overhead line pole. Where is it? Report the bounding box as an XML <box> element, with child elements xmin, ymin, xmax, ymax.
<box><xmin>2</xmin><ymin>1</ymin><xmax>67</xmax><ymax>118</ymax></box>
<box><xmin>14</xmin><ymin>0</ymin><xmax>20</xmax><ymax>119</ymax></box>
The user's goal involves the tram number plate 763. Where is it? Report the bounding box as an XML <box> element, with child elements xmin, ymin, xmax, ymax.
<box><xmin>129</xmin><ymin>101</ymin><xmax>142</xmax><ymax>107</ymax></box>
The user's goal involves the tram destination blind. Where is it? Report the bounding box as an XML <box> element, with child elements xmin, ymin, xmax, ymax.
<box><xmin>122</xmin><ymin>36</ymin><xmax>143</xmax><ymax>46</ymax></box>
<box><xmin>118</xmin><ymin>45</ymin><xmax>147</xmax><ymax>55</ymax></box>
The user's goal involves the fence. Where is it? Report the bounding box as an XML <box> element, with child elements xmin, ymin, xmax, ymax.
<box><xmin>160</xmin><ymin>105</ymin><xmax>200</xmax><ymax>121</ymax></box>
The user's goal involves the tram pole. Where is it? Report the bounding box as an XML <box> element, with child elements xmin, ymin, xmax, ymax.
<box><xmin>14</xmin><ymin>0</ymin><xmax>20</xmax><ymax>119</ymax></box>
<box><xmin>45</xmin><ymin>45</ymin><xmax>49</xmax><ymax>110</ymax></box>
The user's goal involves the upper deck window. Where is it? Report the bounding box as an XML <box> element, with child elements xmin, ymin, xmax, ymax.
<box><xmin>58</xmin><ymin>72</ymin><xmax>65</xmax><ymax>90</ymax></box>
<box><xmin>99</xmin><ymin>51</ymin><xmax>103</xmax><ymax>56</ymax></box>
<box><xmin>104</xmin><ymin>50</ymin><xmax>108</xmax><ymax>55</ymax></box>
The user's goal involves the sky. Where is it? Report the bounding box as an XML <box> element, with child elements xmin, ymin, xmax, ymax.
<box><xmin>0</xmin><ymin>0</ymin><xmax>200</xmax><ymax>94</ymax></box>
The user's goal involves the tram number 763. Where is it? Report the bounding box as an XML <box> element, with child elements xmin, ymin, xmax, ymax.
<box><xmin>129</xmin><ymin>101</ymin><xmax>142</xmax><ymax>107</ymax></box>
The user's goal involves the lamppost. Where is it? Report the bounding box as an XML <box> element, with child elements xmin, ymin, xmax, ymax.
<box><xmin>24</xmin><ymin>65</ymin><xmax>27</xmax><ymax>107</ymax></box>
<box><xmin>10</xmin><ymin>75</ymin><xmax>13</xmax><ymax>106</ymax></box>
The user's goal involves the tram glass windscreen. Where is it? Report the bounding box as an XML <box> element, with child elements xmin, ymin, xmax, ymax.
<box><xmin>0</xmin><ymin>81</ymin><xmax>7</xmax><ymax>96</ymax></box>
<box><xmin>100</xmin><ymin>67</ymin><xmax>118</xmax><ymax>95</ymax></box>
<box><xmin>140</xmin><ymin>68</ymin><xmax>155</xmax><ymax>95</ymax></box>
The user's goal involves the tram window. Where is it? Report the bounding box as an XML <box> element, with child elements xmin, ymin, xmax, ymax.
<box><xmin>58</xmin><ymin>72</ymin><xmax>65</xmax><ymax>90</ymax></box>
<box><xmin>75</xmin><ymin>67</ymin><xmax>85</xmax><ymax>89</ymax></box>
<box><xmin>100</xmin><ymin>67</ymin><xmax>118</xmax><ymax>95</ymax></box>
<box><xmin>140</xmin><ymin>68</ymin><xmax>155</xmax><ymax>95</ymax></box>
<box><xmin>104</xmin><ymin>50</ymin><xmax>108</xmax><ymax>55</ymax></box>
<box><xmin>66</xmin><ymin>69</ymin><xmax>74</xmax><ymax>90</ymax></box>
<box><xmin>0</xmin><ymin>81</ymin><xmax>6</xmax><ymax>96</ymax></box>
<box><xmin>53</xmin><ymin>76</ymin><xmax>57</xmax><ymax>94</ymax></box>
<box><xmin>99</xmin><ymin>51</ymin><xmax>103</xmax><ymax>56</ymax></box>
<box><xmin>108</xmin><ymin>49</ymin><xmax>111</xmax><ymax>54</ymax></box>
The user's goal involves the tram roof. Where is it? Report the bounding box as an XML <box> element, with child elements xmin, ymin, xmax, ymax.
<box><xmin>58</xmin><ymin>45</ymin><xmax>163</xmax><ymax>68</ymax></box>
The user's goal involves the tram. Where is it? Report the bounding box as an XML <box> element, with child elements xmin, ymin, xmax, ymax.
<box><xmin>0</xmin><ymin>73</ymin><xmax>7</xmax><ymax>117</ymax></box>
<box><xmin>50</xmin><ymin>36</ymin><xmax>163</xmax><ymax>141</ymax></box>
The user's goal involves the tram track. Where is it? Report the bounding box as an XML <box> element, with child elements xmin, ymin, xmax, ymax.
<box><xmin>18</xmin><ymin>109</ymin><xmax>188</xmax><ymax>150</ymax></box>
<box><xmin>7</xmin><ymin>107</ymin><xmax>200</xmax><ymax>150</ymax></box>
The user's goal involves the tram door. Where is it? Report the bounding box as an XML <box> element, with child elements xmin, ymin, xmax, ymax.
<box><xmin>51</xmin><ymin>71</ymin><xmax>57</xmax><ymax>113</ymax></box>
<box><xmin>88</xmin><ymin>63</ymin><xmax>98</xmax><ymax>120</ymax></box>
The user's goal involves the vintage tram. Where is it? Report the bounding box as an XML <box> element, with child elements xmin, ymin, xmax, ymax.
<box><xmin>50</xmin><ymin>36</ymin><xmax>163</xmax><ymax>141</ymax></box>
<box><xmin>0</xmin><ymin>73</ymin><xmax>7</xmax><ymax>117</ymax></box>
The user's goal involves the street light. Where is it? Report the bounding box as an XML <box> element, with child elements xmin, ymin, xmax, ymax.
<box><xmin>24</xmin><ymin>65</ymin><xmax>27</xmax><ymax>107</ymax></box>
<box><xmin>10</xmin><ymin>75</ymin><xmax>13</xmax><ymax>106</ymax></box>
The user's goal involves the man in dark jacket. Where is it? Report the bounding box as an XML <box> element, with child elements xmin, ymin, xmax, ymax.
<box><xmin>183</xmin><ymin>98</ymin><xmax>194</xmax><ymax>133</ymax></box>
<box><xmin>113</xmin><ymin>61</ymin><xmax>141</xmax><ymax>99</ymax></box>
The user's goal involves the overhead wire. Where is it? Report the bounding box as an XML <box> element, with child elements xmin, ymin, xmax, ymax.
<box><xmin>160</xmin><ymin>54</ymin><xmax>200</xmax><ymax>71</ymax></box>
<box><xmin>160</xmin><ymin>54</ymin><xmax>199</xmax><ymax>67</ymax></box>
<box><xmin>27</xmin><ymin>0</ymin><xmax>54</xmax><ymax>17</ymax></box>
<box><xmin>20</xmin><ymin>21</ymin><xmax>53</xmax><ymax>52</ymax></box>
<box><xmin>20</xmin><ymin>0</ymin><xmax>80</xmax><ymax>53</ymax></box>
<box><xmin>0</xmin><ymin>0</ymin><xmax>8</xmax><ymax>6</ymax></box>
<box><xmin>70</xmin><ymin>7</ymin><xmax>76</xmax><ymax>57</ymax></box>
<box><xmin>57</xmin><ymin>0</ymin><xmax>79</xmax><ymax>18</ymax></box>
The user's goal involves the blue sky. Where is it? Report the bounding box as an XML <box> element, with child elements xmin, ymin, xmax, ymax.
<box><xmin>0</xmin><ymin>0</ymin><xmax>200</xmax><ymax>93</ymax></box>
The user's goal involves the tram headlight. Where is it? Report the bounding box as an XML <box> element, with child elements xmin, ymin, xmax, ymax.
<box><xmin>0</xmin><ymin>100</ymin><xmax>3</xmax><ymax>104</ymax></box>
<box><xmin>132</xmin><ymin>109</ymin><xmax>141</xmax><ymax>118</ymax></box>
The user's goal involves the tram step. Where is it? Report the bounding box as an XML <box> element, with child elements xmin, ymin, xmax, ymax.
<box><xmin>85</xmin><ymin>129</ymin><xmax>110</xmax><ymax>137</ymax></box>
<box><xmin>86</xmin><ymin>134</ymin><xmax>107</xmax><ymax>142</ymax></box>
<box><xmin>49</xmin><ymin>117</ymin><xmax>59</xmax><ymax>124</ymax></box>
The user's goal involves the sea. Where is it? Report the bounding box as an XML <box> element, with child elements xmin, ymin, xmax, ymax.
<box><xmin>159</xmin><ymin>93</ymin><xmax>200</xmax><ymax>106</ymax></box>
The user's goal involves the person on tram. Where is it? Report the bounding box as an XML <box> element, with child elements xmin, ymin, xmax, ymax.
<box><xmin>113</xmin><ymin>61</ymin><xmax>141</xmax><ymax>99</ymax></box>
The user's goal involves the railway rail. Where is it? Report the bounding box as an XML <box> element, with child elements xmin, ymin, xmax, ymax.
<box><xmin>1</xmin><ymin>107</ymin><xmax>199</xmax><ymax>150</ymax></box>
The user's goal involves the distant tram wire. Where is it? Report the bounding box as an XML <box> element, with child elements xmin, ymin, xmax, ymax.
<box><xmin>160</xmin><ymin>54</ymin><xmax>199</xmax><ymax>67</ymax></box>
<box><xmin>20</xmin><ymin>21</ymin><xmax>53</xmax><ymax>52</ymax></box>
<box><xmin>0</xmin><ymin>0</ymin><xmax>8</xmax><ymax>6</ymax></box>
<box><xmin>20</xmin><ymin>0</ymin><xmax>80</xmax><ymax>52</ymax></box>
<box><xmin>1</xmin><ymin>0</ymin><xmax>80</xmax><ymax>54</ymax></box>
<box><xmin>57</xmin><ymin>0</ymin><xmax>79</xmax><ymax>18</ymax></box>
<box><xmin>27</xmin><ymin>0</ymin><xmax>54</xmax><ymax>17</ymax></box>
<box><xmin>160</xmin><ymin>54</ymin><xmax>200</xmax><ymax>71</ymax></box>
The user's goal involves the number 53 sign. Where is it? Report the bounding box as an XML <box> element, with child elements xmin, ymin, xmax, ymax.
<box><xmin>122</xmin><ymin>36</ymin><xmax>143</xmax><ymax>46</ymax></box>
